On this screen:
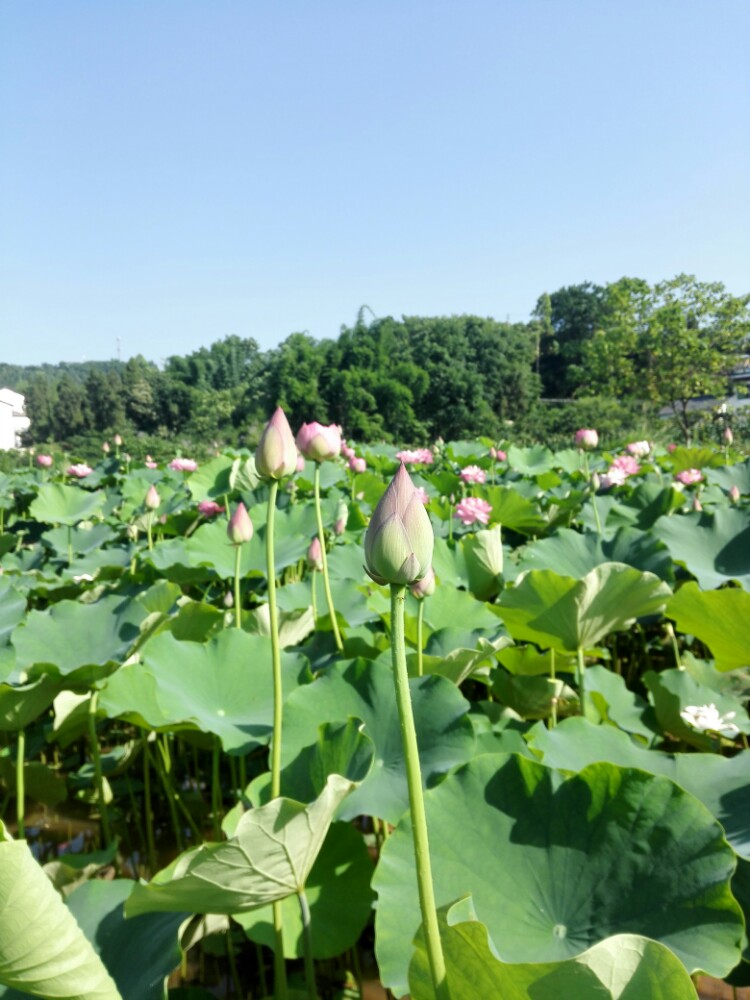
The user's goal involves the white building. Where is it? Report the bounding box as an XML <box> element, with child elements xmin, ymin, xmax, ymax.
<box><xmin>0</xmin><ymin>388</ymin><xmax>31</xmax><ymax>450</ymax></box>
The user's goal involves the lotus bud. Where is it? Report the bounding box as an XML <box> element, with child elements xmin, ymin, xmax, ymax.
<box><xmin>364</xmin><ymin>463</ymin><xmax>433</xmax><ymax>586</ymax></box>
<box><xmin>575</xmin><ymin>428</ymin><xmax>599</xmax><ymax>450</ymax></box>
<box><xmin>296</xmin><ymin>421</ymin><xmax>342</xmax><ymax>462</ymax></box>
<box><xmin>307</xmin><ymin>536</ymin><xmax>324</xmax><ymax>571</ymax></box>
<box><xmin>102</xmin><ymin>441</ymin><xmax>110</xmax><ymax>454</ymax></box>
<box><xmin>255</xmin><ymin>407</ymin><xmax>298</xmax><ymax>479</ymax></box>
<box><xmin>410</xmin><ymin>565</ymin><xmax>435</xmax><ymax>599</ymax></box>
<box><xmin>296</xmin><ymin>453</ymin><xmax>306</xmax><ymax>473</ymax></box>
<box><xmin>145</xmin><ymin>485</ymin><xmax>160</xmax><ymax>510</ymax></box>
<box><xmin>114</xmin><ymin>434</ymin><xmax>123</xmax><ymax>447</ymax></box>
<box><xmin>463</xmin><ymin>524</ymin><xmax>504</xmax><ymax>601</ymax></box>
<box><xmin>334</xmin><ymin>499</ymin><xmax>348</xmax><ymax>535</ymax></box>
<box><xmin>730</xmin><ymin>484</ymin><xmax>741</xmax><ymax>503</ymax></box>
<box><xmin>350</xmin><ymin>456</ymin><xmax>366</xmax><ymax>474</ymax></box>
<box><xmin>591</xmin><ymin>472</ymin><xmax>601</xmax><ymax>491</ymax></box>
<box><xmin>724</xmin><ymin>427</ymin><xmax>734</xmax><ymax>445</ymax></box>
<box><xmin>223</xmin><ymin>590</ymin><xmax>234</xmax><ymax>608</ymax></box>
<box><xmin>227</xmin><ymin>502</ymin><xmax>253</xmax><ymax>545</ymax></box>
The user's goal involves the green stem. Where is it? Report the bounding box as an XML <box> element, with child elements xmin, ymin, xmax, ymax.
<box><xmin>591</xmin><ymin>490</ymin><xmax>602</xmax><ymax>535</ymax></box>
<box><xmin>298</xmin><ymin>888</ymin><xmax>318</xmax><ymax>1000</ymax></box>
<box><xmin>142</xmin><ymin>738</ymin><xmax>157</xmax><ymax>873</ymax></box>
<box><xmin>313</xmin><ymin>464</ymin><xmax>343</xmax><ymax>651</ymax></box>
<box><xmin>226</xmin><ymin>924</ymin><xmax>243</xmax><ymax>1000</ymax></box>
<box><xmin>549</xmin><ymin>648</ymin><xmax>557</xmax><ymax>729</ymax></box>
<box><xmin>212</xmin><ymin>738</ymin><xmax>222</xmax><ymax>840</ymax></box>
<box><xmin>416</xmin><ymin>600</ymin><xmax>425</xmax><ymax>678</ymax></box>
<box><xmin>266</xmin><ymin>478</ymin><xmax>288</xmax><ymax>1000</ymax></box>
<box><xmin>233</xmin><ymin>544</ymin><xmax>242</xmax><ymax>629</ymax></box>
<box><xmin>88</xmin><ymin>693</ymin><xmax>112</xmax><ymax>847</ymax></box>
<box><xmin>311</xmin><ymin>568</ymin><xmax>318</xmax><ymax>621</ymax></box>
<box><xmin>390</xmin><ymin>585</ymin><xmax>449</xmax><ymax>1000</ymax></box>
<box><xmin>16</xmin><ymin>727</ymin><xmax>25</xmax><ymax>838</ymax></box>
<box><xmin>576</xmin><ymin>647</ymin><xmax>586</xmax><ymax>718</ymax></box>
<box><xmin>151</xmin><ymin>739</ymin><xmax>184</xmax><ymax>853</ymax></box>
<box><xmin>67</xmin><ymin>525</ymin><xmax>73</xmax><ymax>566</ymax></box>
<box><xmin>147</xmin><ymin>513</ymin><xmax>153</xmax><ymax>552</ymax></box>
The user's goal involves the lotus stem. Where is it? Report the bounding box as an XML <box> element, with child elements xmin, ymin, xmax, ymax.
<box><xmin>576</xmin><ymin>647</ymin><xmax>586</xmax><ymax>718</ymax></box>
<box><xmin>233</xmin><ymin>543</ymin><xmax>242</xmax><ymax>629</ymax></box>
<box><xmin>147</xmin><ymin>513</ymin><xmax>154</xmax><ymax>552</ymax></box>
<box><xmin>88</xmin><ymin>692</ymin><xmax>112</xmax><ymax>847</ymax></box>
<box><xmin>549</xmin><ymin>648</ymin><xmax>557</xmax><ymax>729</ymax></box>
<box><xmin>313</xmin><ymin>464</ymin><xmax>343</xmax><ymax>651</ymax></box>
<box><xmin>416</xmin><ymin>600</ymin><xmax>425</xmax><ymax>678</ymax></box>
<box><xmin>142</xmin><ymin>737</ymin><xmax>157</xmax><ymax>873</ymax></box>
<box><xmin>265</xmin><ymin>478</ymin><xmax>289</xmax><ymax>1000</ymax></box>
<box><xmin>298</xmin><ymin>888</ymin><xmax>318</xmax><ymax>1000</ymax></box>
<box><xmin>211</xmin><ymin>738</ymin><xmax>223</xmax><ymax>840</ymax></box>
<box><xmin>16</xmin><ymin>727</ymin><xmax>25</xmax><ymax>838</ymax></box>
<box><xmin>311</xmin><ymin>568</ymin><xmax>318</xmax><ymax>621</ymax></box>
<box><xmin>390</xmin><ymin>584</ymin><xmax>449</xmax><ymax>1000</ymax></box>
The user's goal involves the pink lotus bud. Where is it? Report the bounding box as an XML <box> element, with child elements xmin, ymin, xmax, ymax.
<box><xmin>667</xmin><ymin>443</ymin><xmax>677</xmax><ymax>453</ymax></box>
<box><xmin>256</xmin><ymin>407</ymin><xmax>298</xmax><ymax>479</ymax></box>
<box><xmin>145</xmin><ymin>460</ymin><xmax>158</xmax><ymax>469</ymax></box>
<box><xmin>334</xmin><ymin>500</ymin><xmax>348</xmax><ymax>535</ymax></box>
<box><xmin>724</xmin><ymin>427</ymin><xmax>734</xmax><ymax>445</ymax></box>
<box><xmin>66</xmin><ymin>463</ymin><xmax>93</xmax><ymax>478</ymax></box>
<box><xmin>365</xmin><ymin>463</ymin><xmax>434</xmax><ymax>586</ymax></box>
<box><xmin>496</xmin><ymin>449</ymin><xmax>507</xmax><ymax>461</ymax></box>
<box><xmin>145</xmin><ymin>485</ymin><xmax>160</xmax><ymax>510</ymax></box>
<box><xmin>626</xmin><ymin>440</ymin><xmax>651</xmax><ymax>458</ymax></box>
<box><xmin>296</xmin><ymin>422</ymin><xmax>342</xmax><ymax>462</ymax></box>
<box><xmin>114</xmin><ymin>434</ymin><xmax>123</xmax><ymax>447</ymax></box>
<box><xmin>342</xmin><ymin>445</ymin><xmax>355</xmax><ymax>460</ymax></box>
<box><xmin>198</xmin><ymin>499</ymin><xmax>225</xmax><ymax>517</ymax></box>
<box><xmin>307</xmin><ymin>536</ymin><xmax>324</xmax><ymax>571</ymax></box>
<box><xmin>102</xmin><ymin>441</ymin><xmax>110</xmax><ymax>454</ymax></box>
<box><xmin>36</xmin><ymin>454</ymin><xmax>53</xmax><ymax>468</ymax></box>
<box><xmin>350</xmin><ymin>456</ymin><xmax>366</xmax><ymax>474</ymax></box>
<box><xmin>676</xmin><ymin>468</ymin><xmax>703</xmax><ymax>486</ymax></box>
<box><xmin>168</xmin><ymin>457</ymin><xmax>198</xmax><ymax>472</ymax></box>
<box><xmin>410</xmin><ymin>565</ymin><xmax>436</xmax><ymax>599</ymax></box>
<box><xmin>489</xmin><ymin>447</ymin><xmax>497</xmax><ymax>460</ymax></box>
<box><xmin>575</xmin><ymin>428</ymin><xmax>599</xmax><ymax>450</ymax></box>
<box><xmin>730</xmin><ymin>485</ymin><xmax>741</xmax><ymax>503</ymax></box>
<box><xmin>227</xmin><ymin>502</ymin><xmax>253</xmax><ymax>545</ymax></box>
<box><xmin>591</xmin><ymin>472</ymin><xmax>601</xmax><ymax>491</ymax></box>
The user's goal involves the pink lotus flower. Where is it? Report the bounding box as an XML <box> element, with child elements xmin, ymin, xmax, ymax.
<box><xmin>145</xmin><ymin>485</ymin><xmax>160</xmax><ymax>510</ymax></box>
<box><xmin>145</xmin><ymin>460</ymin><xmax>158</xmax><ymax>469</ymax></box>
<box><xmin>67</xmin><ymin>463</ymin><xmax>93</xmax><ymax>478</ymax></box>
<box><xmin>415</xmin><ymin>487</ymin><xmax>430</xmax><ymax>505</ymax></box>
<box><xmin>460</xmin><ymin>465</ymin><xmax>486</xmax><ymax>485</ymax></box>
<box><xmin>198</xmin><ymin>500</ymin><xmax>225</xmax><ymax>517</ymax></box>
<box><xmin>490</xmin><ymin>448</ymin><xmax>507</xmax><ymax>462</ymax></box>
<box><xmin>169</xmin><ymin>457</ymin><xmax>198</xmax><ymax>472</ymax></box>
<box><xmin>666</xmin><ymin>443</ymin><xmax>677</xmax><ymax>453</ymax></box>
<box><xmin>349</xmin><ymin>456</ymin><xmax>366</xmax><ymax>474</ymax></box>
<box><xmin>36</xmin><ymin>454</ymin><xmax>53</xmax><ymax>468</ymax></box>
<box><xmin>296</xmin><ymin>422</ymin><xmax>342</xmax><ymax>462</ymax></box>
<box><xmin>575</xmin><ymin>428</ymin><xmax>599</xmax><ymax>450</ymax></box>
<box><xmin>396</xmin><ymin>448</ymin><xmax>434</xmax><ymax>465</ymax></box>
<box><xmin>454</xmin><ymin>497</ymin><xmax>492</xmax><ymax>526</ymax></box>
<box><xmin>600</xmin><ymin>468</ymin><xmax>629</xmax><ymax>489</ymax></box>
<box><xmin>676</xmin><ymin>468</ymin><xmax>703</xmax><ymax>485</ymax></box>
<box><xmin>626</xmin><ymin>440</ymin><xmax>651</xmax><ymax>458</ymax></box>
<box><xmin>341</xmin><ymin>444</ymin><xmax>355</xmax><ymax>460</ymax></box>
<box><xmin>611</xmin><ymin>455</ymin><xmax>640</xmax><ymax>477</ymax></box>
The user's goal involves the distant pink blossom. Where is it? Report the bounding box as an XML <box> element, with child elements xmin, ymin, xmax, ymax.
<box><xmin>724</xmin><ymin>427</ymin><xmax>734</xmax><ymax>445</ymax></box>
<box><xmin>169</xmin><ymin>457</ymin><xmax>198</xmax><ymax>472</ymax></box>
<box><xmin>145</xmin><ymin>460</ymin><xmax>158</xmax><ymax>469</ymax></box>
<box><xmin>198</xmin><ymin>500</ymin><xmax>225</xmax><ymax>517</ymax></box>
<box><xmin>600</xmin><ymin>468</ymin><xmax>629</xmax><ymax>489</ymax></box>
<box><xmin>341</xmin><ymin>444</ymin><xmax>355</xmax><ymax>460</ymax></box>
<box><xmin>626</xmin><ymin>440</ymin><xmax>651</xmax><ymax>458</ymax></box>
<box><xmin>415</xmin><ymin>486</ymin><xmax>430</xmax><ymax>505</ymax></box>
<box><xmin>611</xmin><ymin>455</ymin><xmax>640</xmax><ymax>477</ymax></box>
<box><xmin>454</xmin><ymin>497</ymin><xmax>492</xmax><ymax>526</ymax></box>
<box><xmin>396</xmin><ymin>448</ymin><xmax>434</xmax><ymax>465</ymax></box>
<box><xmin>36</xmin><ymin>454</ymin><xmax>53</xmax><ymax>468</ymax></box>
<box><xmin>729</xmin><ymin>485</ymin><xmax>741</xmax><ymax>503</ymax></box>
<box><xmin>349</xmin><ymin>456</ymin><xmax>366</xmax><ymax>474</ymax></box>
<box><xmin>676</xmin><ymin>468</ymin><xmax>703</xmax><ymax>485</ymax></box>
<box><xmin>575</xmin><ymin>428</ymin><xmax>599</xmax><ymax>449</ymax></box>
<box><xmin>460</xmin><ymin>465</ymin><xmax>486</xmax><ymax>484</ymax></box>
<box><xmin>67</xmin><ymin>463</ymin><xmax>93</xmax><ymax>478</ymax></box>
<box><xmin>492</xmin><ymin>448</ymin><xmax>507</xmax><ymax>461</ymax></box>
<box><xmin>296</xmin><ymin>422</ymin><xmax>341</xmax><ymax>462</ymax></box>
<box><xmin>666</xmin><ymin>443</ymin><xmax>677</xmax><ymax>453</ymax></box>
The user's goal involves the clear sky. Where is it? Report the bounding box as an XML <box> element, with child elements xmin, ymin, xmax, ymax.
<box><xmin>2</xmin><ymin>1</ymin><xmax>748</xmax><ymax>367</ymax></box>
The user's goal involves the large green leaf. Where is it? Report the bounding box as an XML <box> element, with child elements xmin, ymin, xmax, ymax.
<box><xmin>653</xmin><ymin>507</ymin><xmax>750</xmax><ymax>590</ymax></box>
<box><xmin>0</xmin><ymin>821</ymin><xmax>122</xmax><ymax>999</ymax></box>
<box><xmin>481</xmin><ymin>485</ymin><xmax>548</xmax><ymax>535</ymax></box>
<box><xmin>101</xmin><ymin>630</ymin><xmax>306</xmax><ymax>753</ymax></box>
<box><xmin>409</xmin><ymin>899</ymin><xmax>698</xmax><ymax>1000</ymax></box>
<box><xmin>507</xmin><ymin>444</ymin><xmax>555</xmax><ymax>476</ymax></box>
<box><xmin>29</xmin><ymin>484</ymin><xmax>107</xmax><ymax>526</ymax></box>
<box><xmin>667</xmin><ymin>583</ymin><xmax>750</xmax><ymax>672</ymax></box>
<box><xmin>518</xmin><ymin>526</ymin><xmax>673</xmax><ymax>581</ymax></box>
<box><xmin>705</xmin><ymin>458</ymin><xmax>750</xmax><ymax>495</ymax></box>
<box><xmin>373</xmin><ymin>754</ymin><xmax>742</xmax><ymax>995</ymax></box>
<box><xmin>10</xmin><ymin>595</ymin><xmax>151</xmax><ymax>687</ymax></box>
<box><xmin>497</xmin><ymin>563</ymin><xmax>672</xmax><ymax>652</ymax></box>
<box><xmin>126</xmin><ymin>773</ymin><xmax>356</xmax><ymax>917</ymax></box>
<box><xmin>0</xmin><ymin>582</ymin><xmax>25</xmax><ymax>647</ymax></box>
<box><xmin>0</xmin><ymin>676</ymin><xmax>60</xmax><ymax>732</ymax></box>
<box><xmin>529</xmin><ymin>716</ymin><xmax>750</xmax><ymax>859</ymax></box>
<box><xmin>643</xmin><ymin>667</ymin><xmax>750</xmax><ymax>748</ymax></box>
<box><xmin>279</xmin><ymin>657</ymin><xmax>475</xmax><ymax>824</ymax></box>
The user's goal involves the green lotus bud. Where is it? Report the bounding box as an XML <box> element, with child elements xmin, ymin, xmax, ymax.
<box><xmin>255</xmin><ymin>406</ymin><xmax>298</xmax><ymax>480</ymax></box>
<box><xmin>463</xmin><ymin>524</ymin><xmax>504</xmax><ymax>601</ymax></box>
<box><xmin>364</xmin><ymin>463</ymin><xmax>433</xmax><ymax>586</ymax></box>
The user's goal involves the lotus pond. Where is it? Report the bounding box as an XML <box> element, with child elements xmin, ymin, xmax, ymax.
<box><xmin>0</xmin><ymin>432</ymin><xmax>749</xmax><ymax>1000</ymax></box>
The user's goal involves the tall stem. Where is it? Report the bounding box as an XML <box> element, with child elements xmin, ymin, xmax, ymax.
<box><xmin>416</xmin><ymin>600</ymin><xmax>425</xmax><ymax>678</ymax></box>
<box><xmin>576</xmin><ymin>647</ymin><xmax>587</xmax><ymax>718</ymax></box>
<box><xmin>313</xmin><ymin>464</ymin><xmax>343</xmax><ymax>651</ymax></box>
<box><xmin>298</xmin><ymin>888</ymin><xmax>318</xmax><ymax>1000</ymax></box>
<box><xmin>266</xmin><ymin>478</ymin><xmax>288</xmax><ymax>1000</ymax></box>
<box><xmin>233</xmin><ymin>544</ymin><xmax>242</xmax><ymax>629</ymax></box>
<box><xmin>390</xmin><ymin>585</ymin><xmax>449</xmax><ymax>1000</ymax></box>
<box><xmin>142</xmin><ymin>737</ymin><xmax>157</xmax><ymax>873</ymax></box>
<box><xmin>88</xmin><ymin>693</ymin><xmax>112</xmax><ymax>847</ymax></box>
<box><xmin>549</xmin><ymin>648</ymin><xmax>557</xmax><ymax>729</ymax></box>
<box><xmin>16</xmin><ymin>727</ymin><xmax>25</xmax><ymax>838</ymax></box>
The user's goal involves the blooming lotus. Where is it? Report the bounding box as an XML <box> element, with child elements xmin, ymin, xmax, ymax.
<box><xmin>396</xmin><ymin>448</ymin><xmax>434</xmax><ymax>465</ymax></box>
<box><xmin>460</xmin><ymin>465</ymin><xmax>486</xmax><ymax>485</ymax></box>
<box><xmin>67</xmin><ymin>463</ymin><xmax>93</xmax><ymax>478</ymax></box>
<box><xmin>296</xmin><ymin>421</ymin><xmax>342</xmax><ymax>462</ymax></box>
<box><xmin>680</xmin><ymin>703</ymin><xmax>740</xmax><ymax>738</ymax></box>
<box><xmin>364</xmin><ymin>463</ymin><xmax>433</xmax><ymax>586</ymax></box>
<box><xmin>675</xmin><ymin>468</ymin><xmax>703</xmax><ymax>485</ymax></box>
<box><xmin>36</xmin><ymin>454</ymin><xmax>53</xmax><ymax>468</ymax></box>
<box><xmin>454</xmin><ymin>497</ymin><xmax>492</xmax><ymax>526</ymax></box>
<box><xmin>198</xmin><ymin>500</ymin><xmax>225</xmax><ymax>517</ymax></box>
<box><xmin>575</xmin><ymin>428</ymin><xmax>599</xmax><ymax>449</ymax></box>
<box><xmin>626</xmin><ymin>440</ymin><xmax>651</xmax><ymax>458</ymax></box>
<box><xmin>256</xmin><ymin>407</ymin><xmax>298</xmax><ymax>479</ymax></box>
<box><xmin>610</xmin><ymin>455</ymin><xmax>640</xmax><ymax>477</ymax></box>
<box><xmin>414</xmin><ymin>486</ymin><xmax>430</xmax><ymax>505</ymax></box>
<box><xmin>600</xmin><ymin>468</ymin><xmax>629</xmax><ymax>489</ymax></box>
<box><xmin>169</xmin><ymin>457</ymin><xmax>198</xmax><ymax>472</ymax></box>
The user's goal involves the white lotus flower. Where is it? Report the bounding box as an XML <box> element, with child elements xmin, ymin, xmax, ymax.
<box><xmin>680</xmin><ymin>703</ymin><xmax>740</xmax><ymax>737</ymax></box>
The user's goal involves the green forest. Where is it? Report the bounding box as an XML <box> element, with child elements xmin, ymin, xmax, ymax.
<box><xmin>4</xmin><ymin>274</ymin><xmax>749</xmax><ymax>458</ymax></box>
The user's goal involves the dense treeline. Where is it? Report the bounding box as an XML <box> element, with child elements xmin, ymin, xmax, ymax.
<box><xmin>8</xmin><ymin>274</ymin><xmax>750</xmax><ymax>455</ymax></box>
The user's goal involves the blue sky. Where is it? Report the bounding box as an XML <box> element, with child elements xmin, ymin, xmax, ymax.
<box><xmin>2</xmin><ymin>1</ymin><xmax>748</xmax><ymax>366</ymax></box>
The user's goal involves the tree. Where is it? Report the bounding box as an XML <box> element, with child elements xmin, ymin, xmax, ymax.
<box><xmin>535</xmin><ymin>283</ymin><xmax>614</xmax><ymax>397</ymax></box>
